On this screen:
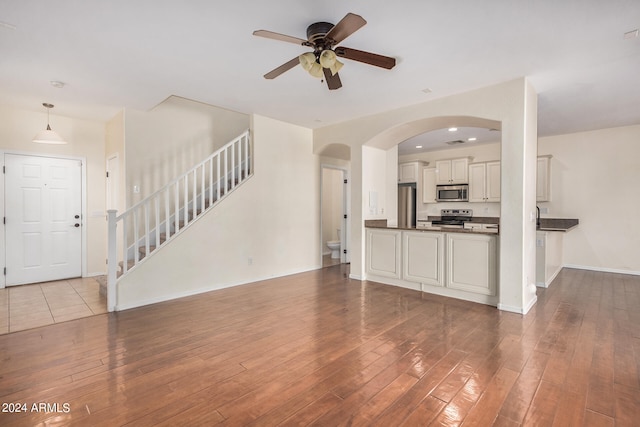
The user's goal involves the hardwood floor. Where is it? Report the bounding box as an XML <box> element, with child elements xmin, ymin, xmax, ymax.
<box><xmin>0</xmin><ymin>266</ymin><xmax>638</xmax><ymax>426</ymax></box>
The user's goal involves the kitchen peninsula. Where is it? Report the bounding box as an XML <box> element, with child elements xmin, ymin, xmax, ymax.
<box><xmin>365</xmin><ymin>219</ymin><xmax>499</xmax><ymax>307</ymax></box>
<box><xmin>365</xmin><ymin>216</ymin><xmax>579</xmax><ymax>307</ymax></box>
<box><xmin>535</xmin><ymin>218</ymin><xmax>579</xmax><ymax>288</ymax></box>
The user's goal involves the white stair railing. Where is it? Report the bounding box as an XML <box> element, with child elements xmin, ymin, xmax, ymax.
<box><xmin>106</xmin><ymin>130</ymin><xmax>251</xmax><ymax>311</ymax></box>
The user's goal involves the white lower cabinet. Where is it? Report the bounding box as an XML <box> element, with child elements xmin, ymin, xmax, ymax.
<box><xmin>402</xmin><ymin>231</ymin><xmax>444</xmax><ymax>287</ymax></box>
<box><xmin>366</xmin><ymin>229</ymin><xmax>402</xmax><ymax>278</ymax></box>
<box><xmin>446</xmin><ymin>233</ymin><xmax>497</xmax><ymax>296</ymax></box>
<box><xmin>366</xmin><ymin>229</ymin><xmax>498</xmax><ymax>300</ymax></box>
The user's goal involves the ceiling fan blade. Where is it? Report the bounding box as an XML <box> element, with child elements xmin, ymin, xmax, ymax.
<box><xmin>253</xmin><ymin>30</ymin><xmax>308</xmax><ymax>46</ymax></box>
<box><xmin>323</xmin><ymin>68</ymin><xmax>342</xmax><ymax>90</ymax></box>
<box><xmin>325</xmin><ymin>13</ymin><xmax>366</xmax><ymax>44</ymax></box>
<box><xmin>335</xmin><ymin>46</ymin><xmax>396</xmax><ymax>69</ymax></box>
<box><xmin>263</xmin><ymin>57</ymin><xmax>300</xmax><ymax>79</ymax></box>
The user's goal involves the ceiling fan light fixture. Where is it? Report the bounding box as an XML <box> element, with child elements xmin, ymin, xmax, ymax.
<box><xmin>308</xmin><ymin>62</ymin><xmax>324</xmax><ymax>78</ymax></box>
<box><xmin>319</xmin><ymin>49</ymin><xmax>337</xmax><ymax>68</ymax></box>
<box><xmin>33</xmin><ymin>103</ymin><xmax>67</xmax><ymax>144</ymax></box>
<box><xmin>329</xmin><ymin>59</ymin><xmax>344</xmax><ymax>76</ymax></box>
<box><xmin>298</xmin><ymin>52</ymin><xmax>316</xmax><ymax>71</ymax></box>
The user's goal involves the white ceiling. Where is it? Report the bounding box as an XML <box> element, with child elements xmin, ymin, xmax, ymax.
<box><xmin>1</xmin><ymin>1</ymin><xmax>639</xmax><ymax>140</ymax></box>
<box><xmin>398</xmin><ymin>127</ymin><xmax>502</xmax><ymax>155</ymax></box>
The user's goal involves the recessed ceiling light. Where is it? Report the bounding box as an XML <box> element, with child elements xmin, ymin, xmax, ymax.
<box><xmin>422</xmin><ymin>88</ymin><xmax>432</xmax><ymax>94</ymax></box>
<box><xmin>415</xmin><ymin>145</ymin><xmax>423</xmax><ymax>149</ymax></box>
<box><xmin>50</xmin><ymin>81</ymin><xmax>65</xmax><ymax>88</ymax></box>
<box><xmin>468</xmin><ymin>137</ymin><xmax>477</xmax><ymax>141</ymax></box>
<box><xmin>448</xmin><ymin>127</ymin><xmax>458</xmax><ymax>132</ymax></box>
<box><xmin>624</xmin><ymin>29</ymin><xmax>639</xmax><ymax>39</ymax></box>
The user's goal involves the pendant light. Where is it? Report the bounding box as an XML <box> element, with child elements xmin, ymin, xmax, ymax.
<box><xmin>33</xmin><ymin>103</ymin><xmax>66</xmax><ymax>144</ymax></box>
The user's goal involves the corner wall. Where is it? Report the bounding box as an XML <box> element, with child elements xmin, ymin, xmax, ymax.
<box><xmin>116</xmin><ymin>115</ymin><xmax>320</xmax><ymax>309</ymax></box>
<box><xmin>538</xmin><ymin>124</ymin><xmax>640</xmax><ymax>274</ymax></box>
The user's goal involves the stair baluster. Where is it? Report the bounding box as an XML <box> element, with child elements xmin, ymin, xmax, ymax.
<box><xmin>106</xmin><ymin>130</ymin><xmax>251</xmax><ymax>312</ymax></box>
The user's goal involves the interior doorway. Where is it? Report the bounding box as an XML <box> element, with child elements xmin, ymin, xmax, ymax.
<box><xmin>321</xmin><ymin>165</ymin><xmax>349</xmax><ymax>267</ymax></box>
<box><xmin>106</xmin><ymin>154</ymin><xmax>119</xmax><ymax>212</ymax></box>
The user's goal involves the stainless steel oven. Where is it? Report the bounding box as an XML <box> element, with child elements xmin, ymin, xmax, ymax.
<box><xmin>436</xmin><ymin>184</ymin><xmax>468</xmax><ymax>202</ymax></box>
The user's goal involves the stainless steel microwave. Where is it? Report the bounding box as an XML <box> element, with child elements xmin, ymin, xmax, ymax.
<box><xmin>436</xmin><ymin>184</ymin><xmax>468</xmax><ymax>202</ymax></box>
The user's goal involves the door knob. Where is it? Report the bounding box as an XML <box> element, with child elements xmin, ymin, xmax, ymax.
<box><xmin>74</xmin><ymin>223</ymin><xmax>80</xmax><ymax>227</ymax></box>
<box><xmin>75</xmin><ymin>215</ymin><xmax>80</xmax><ymax>219</ymax></box>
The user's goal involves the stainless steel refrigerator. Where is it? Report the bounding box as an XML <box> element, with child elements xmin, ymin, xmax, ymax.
<box><xmin>398</xmin><ymin>184</ymin><xmax>416</xmax><ymax>228</ymax></box>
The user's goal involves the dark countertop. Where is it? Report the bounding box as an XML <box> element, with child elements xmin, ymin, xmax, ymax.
<box><xmin>537</xmin><ymin>218</ymin><xmax>579</xmax><ymax>232</ymax></box>
<box><xmin>364</xmin><ymin>219</ymin><xmax>499</xmax><ymax>235</ymax></box>
<box><xmin>365</xmin><ymin>217</ymin><xmax>579</xmax><ymax>234</ymax></box>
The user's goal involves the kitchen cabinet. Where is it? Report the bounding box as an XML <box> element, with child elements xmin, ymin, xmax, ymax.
<box><xmin>537</xmin><ymin>155</ymin><xmax>552</xmax><ymax>202</ymax></box>
<box><xmin>469</xmin><ymin>161</ymin><xmax>501</xmax><ymax>202</ymax></box>
<box><xmin>366</xmin><ymin>227</ymin><xmax>498</xmax><ymax>304</ymax></box>
<box><xmin>422</xmin><ymin>167</ymin><xmax>437</xmax><ymax>203</ymax></box>
<box><xmin>366</xmin><ymin>228</ymin><xmax>401</xmax><ymax>279</ymax></box>
<box><xmin>398</xmin><ymin>161</ymin><xmax>424</xmax><ymax>183</ymax></box>
<box><xmin>536</xmin><ymin>231</ymin><xmax>563</xmax><ymax>287</ymax></box>
<box><xmin>402</xmin><ymin>231</ymin><xmax>444</xmax><ymax>287</ymax></box>
<box><xmin>435</xmin><ymin>158</ymin><xmax>470</xmax><ymax>184</ymax></box>
<box><xmin>446</xmin><ymin>233</ymin><xmax>497</xmax><ymax>296</ymax></box>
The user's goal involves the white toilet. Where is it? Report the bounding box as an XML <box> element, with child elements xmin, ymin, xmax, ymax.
<box><xmin>326</xmin><ymin>229</ymin><xmax>341</xmax><ymax>259</ymax></box>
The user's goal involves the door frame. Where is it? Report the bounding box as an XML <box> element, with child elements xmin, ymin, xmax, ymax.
<box><xmin>0</xmin><ymin>150</ymin><xmax>87</xmax><ymax>288</ymax></box>
<box><xmin>320</xmin><ymin>164</ymin><xmax>350</xmax><ymax>266</ymax></box>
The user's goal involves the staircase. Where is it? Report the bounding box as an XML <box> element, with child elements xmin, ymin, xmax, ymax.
<box><xmin>106</xmin><ymin>130</ymin><xmax>252</xmax><ymax>311</ymax></box>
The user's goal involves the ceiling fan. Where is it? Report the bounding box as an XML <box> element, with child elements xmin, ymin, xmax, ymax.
<box><xmin>253</xmin><ymin>13</ymin><xmax>396</xmax><ymax>90</ymax></box>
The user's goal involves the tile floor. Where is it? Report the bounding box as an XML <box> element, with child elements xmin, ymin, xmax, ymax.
<box><xmin>0</xmin><ymin>276</ymin><xmax>107</xmax><ymax>335</ymax></box>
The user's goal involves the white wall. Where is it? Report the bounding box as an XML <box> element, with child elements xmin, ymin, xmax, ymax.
<box><xmin>0</xmin><ymin>105</ymin><xmax>107</xmax><ymax>277</ymax></box>
<box><xmin>116</xmin><ymin>115</ymin><xmax>320</xmax><ymax>309</ymax></box>
<box><xmin>124</xmin><ymin>96</ymin><xmax>250</xmax><ymax>207</ymax></box>
<box><xmin>539</xmin><ymin>124</ymin><xmax>640</xmax><ymax>273</ymax></box>
<box><xmin>106</xmin><ymin>110</ymin><xmax>126</xmax><ymax>215</ymax></box>
<box><xmin>362</xmin><ymin>145</ymin><xmax>395</xmax><ymax>221</ymax></box>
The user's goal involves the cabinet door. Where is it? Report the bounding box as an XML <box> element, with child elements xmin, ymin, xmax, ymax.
<box><xmin>468</xmin><ymin>163</ymin><xmax>487</xmax><ymax>202</ymax></box>
<box><xmin>422</xmin><ymin>168</ymin><xmax>437</xmax><ymax>203</ymax></box>
<box><xmin>399</xmin><ymin>162</ymin><xmax>419</xmax><ymax>183</ymax></box>
<box><xmin>435</xmin><ymin>160</ymin><xmax>452</xmax><ymax>184</ymax></box>
<box><xmin>536</xmin><ymin>156</ymin><xmax>551</xmax><ymax>202</ymax></box>
<box><xmin>446</xmin><ymin>233</ymin><xmax>496</xmax><ymax>295</ymax></box>
<box><xmin>402</xmin><ymin>231</ymin><xmax>444</xmax><ymax>287</ymax></box>
<box><xmin>451</xmin><ymin>158</ymin><xmax>469</xmax><ymax>183</ymax></box>
<box><xmin>485</xmin><ymin>161</ymin><xmax>501</xmax><ymax>202</ymax></box>
<box><xmin>366</xmin><ymin>229</ymin><xmax>402</xmax><ymax>278</ymax></box>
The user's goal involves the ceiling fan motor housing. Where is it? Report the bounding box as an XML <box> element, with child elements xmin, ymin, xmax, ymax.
<box><xmin>307</xmin><ymin>22</ymin><xmax>335</xmax><ymax>45</ymax></box>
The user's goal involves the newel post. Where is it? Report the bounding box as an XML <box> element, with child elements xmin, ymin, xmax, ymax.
<box><xmin>107</xmin><ymin>209</ymin><xmax>118</xmax><ymax>312</ymax></box>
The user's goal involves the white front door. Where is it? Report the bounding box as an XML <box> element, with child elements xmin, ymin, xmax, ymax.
<box><xmin>5</xmin><ymin>154</ymin><xmax>82</xmax><ymax>286</ymax></box>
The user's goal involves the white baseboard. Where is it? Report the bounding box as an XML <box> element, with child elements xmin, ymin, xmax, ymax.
<box><xmin>115</xmin><ymin>266</ymin><xmax>318</xmax><ymax>312</ymax></box>
<box><xmin>563</xmin><ymin>264</ymin><xmax>640</xmax><ymax>276</ymax></box>
<box><xmin>85</xmin><ymin>271</ymin><xmax>106</xmax><ymax>278</ymax></box>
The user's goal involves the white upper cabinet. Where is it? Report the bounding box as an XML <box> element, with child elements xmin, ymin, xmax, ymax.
<box><xmin>398</xmin><ymin>161</ymin><xmax>424</xmax><ymax>183</ymax></box>
<box><xmin>537</xmin><ymin>156</ymin><xmax>552</xmax><ymax>202</ymax></box>
<box><xmin>469</xmin><ymin>161</ymin><xmax>501</xmax><ymax>202</ymax></box>
<box><xmin>422</xmin><ymin>167</ymin><xmax>437</xmax><ymax>203</ymax></box>
<box><xmin>435</xmin><ymin>158</ymin><xmax>469</xmax><ymax>184</ymax></box>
